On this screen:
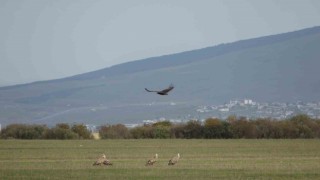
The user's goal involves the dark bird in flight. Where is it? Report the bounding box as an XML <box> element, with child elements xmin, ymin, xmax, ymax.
<box><xmin>145</xmin><ymin>84</ymin><xmax>174</xmax><ymax>95</ymax></box>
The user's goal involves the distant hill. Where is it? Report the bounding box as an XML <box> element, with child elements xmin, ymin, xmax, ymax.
<box><xmin>1</xmin><ymin>26</ymin><xmax>320</xmax><ymax>126</ymax></box>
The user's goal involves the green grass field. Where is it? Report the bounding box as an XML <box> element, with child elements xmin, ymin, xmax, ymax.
<box><xmin>0</xmin><ymin>139</ymin><xmax>320</xmax><ymax>179</ymax></box>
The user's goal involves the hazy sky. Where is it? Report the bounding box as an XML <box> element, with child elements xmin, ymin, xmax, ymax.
<box><xmin>1</xmin><ymin>0</ymin><xmax>320</xmax><ymax>86</ymax></box>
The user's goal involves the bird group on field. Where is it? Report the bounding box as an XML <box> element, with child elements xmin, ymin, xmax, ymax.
<box><xmin>93</xmin><ymin>153</ymin><xmax>180</xmax><ymax>166</ymax></box>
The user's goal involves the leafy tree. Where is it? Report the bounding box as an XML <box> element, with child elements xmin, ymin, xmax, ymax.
<box><xmin>152</xmin><ymin>121</ymin><xmax>171</xmax><ymax>139</ymax></box>
<box><xmin>56</xmin><ymin>123</ymin><xmax>70</xmax><ymax>130</ymax></box>
<box><xmin>71</xmin><ymin>124</ymin><xmax>92</xmax><ymax>139</ymax></box>
<box><xmin>44</xmin><ymin>124</ymin><xmax>79</xmax><ymax>139</ymax></box>
<box><xmin>170</xmin><ymin>123</ymin><xmax>185</xmax><ymax>138</ymax></box>
<box><xmin>230</xmin><ymin>117</ymin><xmax>256</xmax><ymax>138</ymax></box>
<box><xmin>204</xmin><ymin>118</ymin><xmax>223</xmax><ymax>138</ymax></box>
<box><xmin>0</xmin><ymin>124</ymin><xmax>48</xmax><ymax>139</ymax></box>
<box><xmin>203</xmin><ymin>118</ymin><xmax>232</xmax><ymax>139</ymax></box>
<box><xmin>130</xmin><ymin>125</ymin><xmax>154</xmax><ymax>139</ymax></box>
<box><xmin>288</xmin><ymin>114</ymin><xmax>317</xmax><ymax>138</ymax></box>
<box><xmin>182</xmin><ymin>120</ymin><xmax>203</xmax><ymax>139</ymax></box>
<box><xmin>99</xmin><ymin>124</ymin><xmax>131</xmax><ymax>139</ymax></box>
<box><xmin>153</xmin><ymin>126</ymin><xmax>170</xmax><ymax>139</ymax></box>
<box><xmin>152</xmin><ymin>121</ymin><xmax>172</xmax><ymax>127</ymax></box>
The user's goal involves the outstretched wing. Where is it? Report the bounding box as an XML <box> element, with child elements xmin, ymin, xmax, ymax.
<box><xmin>145</xmin><ymin>88</ymin><xmax>159</xmax><ymax>93</ymax></box>
<box><xmin>159</xmin><ymin>84</ymin><xmax>174</xmax><ymax>94</ymax></box>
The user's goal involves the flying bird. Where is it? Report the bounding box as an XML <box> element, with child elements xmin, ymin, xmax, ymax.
<box><xmin>168</xmin><ymin>153</ymin><xmax>180</xmax><ymax>165</ymax></box>
<box><xmin>145</xmin><ymin>153</ymin><xmax>158</xmax><ymax>166</ymax></box>
<box><xmin>93</xmin><ymin>154</ymin><xmax>113</xmax><ymax>166</ymax></box>
<box><xmin>145</xmin><ymin>84</ymin><xmax>174</xmax><ymax>95</ymax></box>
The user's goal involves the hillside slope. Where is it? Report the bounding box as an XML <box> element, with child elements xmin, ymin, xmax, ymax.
<box><xmin>0</xmin><ymin>26</ymin><xmax>320</xmax><ymax>125</ymax></box>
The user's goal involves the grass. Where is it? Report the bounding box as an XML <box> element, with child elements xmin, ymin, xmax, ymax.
<box><xmin>0</xmin><ymin>139</ymin><xmax>320</xmax><ymax>179</ymax></box>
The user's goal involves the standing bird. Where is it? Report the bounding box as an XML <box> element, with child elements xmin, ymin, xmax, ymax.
<box><xmin>145</xmin><ymin>84</ymin><xmax>174</xmax><ymax>95</ymax></box>
<box><xmin>145</xmin><ymin>153</ymin><xmax>158</xmax><ymax>166</ymax></box>
<box><xmin>168</xmin><ymin>153</ymin><xmax>180</xmax><ymax>165</ymax></box>
<box><xmin>93</xmin><ymin>154</ymin><xmax>113</xmax><ymax>166</ymax></box>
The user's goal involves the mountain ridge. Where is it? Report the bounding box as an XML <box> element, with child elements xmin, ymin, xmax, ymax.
<box><xmin>66</xmin><ymin>26</ymin><xmax>320</xmax><ymax>81</ymax></box>
<box><xmin>0</xmin><ymin>26</ymin><xmax>320</xmax><ymax>126</ymax></box>
<box><xmin>2</xmin><ymin>25</ymin><xmax>319</xmax><ymax>89</ymax></box>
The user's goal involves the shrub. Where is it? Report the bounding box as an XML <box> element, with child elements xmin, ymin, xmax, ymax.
<box><xmin>44</xmin><ymin>124</ymin><xmax>79</xmax><ymax>139</ymax></box>
<box><xmin>99</xmin><ymin>124</ymin><xmax>131</xmax><ymax>139</ymax></box>
<box><xmin>72</xmin><ymin>124</ymin><xmax>92</xmax><ymax>139</ymax></box>
<box><xmin>182</xmin><ymin>120</ymin><xmax>204</xmax><ymax>139</ymax></box>
<box><xmin>0</xmin><ymin>124</ymin><xmax>48</xmax><ymax>139</ymax></box>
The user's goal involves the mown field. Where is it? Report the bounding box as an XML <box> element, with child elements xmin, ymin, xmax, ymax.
<box><xmin>0</xmin><ymin>139</ymin><xmax>320</xmax><ymax>179</ymax></box>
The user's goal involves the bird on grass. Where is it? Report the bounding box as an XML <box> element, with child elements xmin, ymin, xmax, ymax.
<box><xmin>145</xmin><ymin>153</ymin><xmax>158</xmax><ymax>166</ymax></box>
<box><xmin>168</xmin><ymin>153</ymin><xmax>180</xmax><ymax>165</ymax></box>
<box><xmin>145</xmin><ymin>84</ymin><xmax>174</xmax><ymax>95</ymax></box>
<box><xmin>93</xmin><ymin>154</ymin><xmax>113</xmax><ymax>166</ymax></box>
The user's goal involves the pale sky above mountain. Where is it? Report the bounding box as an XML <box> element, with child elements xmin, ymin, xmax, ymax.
<box><xmin>0</xmin><ymin>0</ymin><xmax>319</xmax><ymax>86</ymax></box>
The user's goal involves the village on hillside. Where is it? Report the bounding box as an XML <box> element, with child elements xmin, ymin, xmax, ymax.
<box><xmin>88</xmin><ymin>99</ymin><xmax>320</xmax><ymax>130</ymax></box>
<box><xmin>196</xmin><ymin>99</ymin><xmax>320</xmax><ymax>120</ymax></box>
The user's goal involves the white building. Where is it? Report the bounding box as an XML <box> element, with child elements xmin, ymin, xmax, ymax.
<box><xmin>244</xmin><ymin>99</ymin><xmax>253</xmax><ymax>105</ymax></box>
<box><xmin>219</xmin><ymin>108</ymin><xmax>229</xmax><ymax>112</ymax></box>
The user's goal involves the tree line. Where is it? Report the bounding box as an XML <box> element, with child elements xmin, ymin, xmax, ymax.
<box><xmin>0</xmin><ymin>123</ymin><xmax>92</xmax><ymax>139</ymax></box>
<box><xmin>1</xmin><ymin>114</ymin><xmax>320</xmax><ymax>139</ymax></box>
